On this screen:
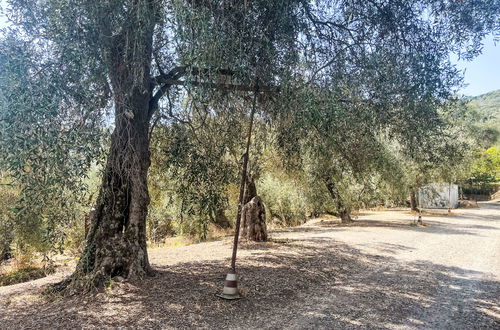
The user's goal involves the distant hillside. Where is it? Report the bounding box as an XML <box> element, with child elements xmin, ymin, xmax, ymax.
<box><xmin>467</xmin><ymin>89</ymin><xmax>500</xmax><ymax>123</ymax></box>
<box><xmin>466</xmin><ymin>90</ymin><xmax>500</xmax><ymax>147</ymax></box>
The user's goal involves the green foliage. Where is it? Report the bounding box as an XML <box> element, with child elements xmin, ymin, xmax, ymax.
<box><xmin>149</xmin><ymin>116</ymin><xmax>241</xmax><ymax>240</ymax></box>
<box><xmin>0</xmin><ymin>35</ymin><xmax>106</xmax><ymax>257</ymax></box>
<box><xmin>0</xmin><ymin>176</ymin><xmax>17</xmax><ymax>261</ymax></box>
<box><xmin>258</xmin><ymin>172</ymin><xmax>309</xmax><ymax>227</ymax></box>
<box><xmin>146</xmin><ymin>185</ymin><xmax>176</xmax><ymax>244</ymax></box>
<box><xmin>1</xmin><ymin>0</ymin><xmax>499</xmax><ymax>263</ymax></box>
<box><xmin>171</xmin><ymin>0</ymin><xmax>302</xmax><ymax>83</ymax></box>
<box><xmin>469</xmin><ymin>146</ymin><xmax>500</xmax><ymax>183</ymax></box>
<box><xmin>467</xmin><ymin>90</ymin><xmax>500</xmax><ymax>121</ymax></box>
<box><xmin>466</xmin><ymin>89</ymin><xmax>500</xmax><ymax>147</ymax></box>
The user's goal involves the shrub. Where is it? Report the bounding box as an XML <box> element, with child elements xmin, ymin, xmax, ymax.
<box><xmin>0</xmin><ymin>179</ymin><xmax>18</xmax><ymax>262</ymax></box>
<box><xmin>258</xmin><ymin>173</ymin><xmax>309</xmax><ymax>227</ymax></box>
<box><xmin>0</xmin><ymin>265</ymin><xmax>55</xmax><ymax>287</ymax></box>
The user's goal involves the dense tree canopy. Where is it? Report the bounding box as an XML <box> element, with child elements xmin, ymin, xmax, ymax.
<box><xmin>0</xmin><ymin>0</ymin><xmax>499</xmax><ymax>292</ymax></box>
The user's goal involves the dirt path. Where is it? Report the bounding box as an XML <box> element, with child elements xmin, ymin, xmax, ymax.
<box><xmin>1</xmin><ymin>203</ymin><xmax>499</xmax><ymax>329</ymax></box>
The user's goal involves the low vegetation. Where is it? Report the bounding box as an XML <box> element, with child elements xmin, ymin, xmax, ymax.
<box><xmin>0</xmin><ymin>265</ymin><xmax>55</xmax><ymax>287</ymax></box>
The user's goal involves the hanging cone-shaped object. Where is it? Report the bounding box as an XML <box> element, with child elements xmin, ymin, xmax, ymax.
<box><xmin>216</xmin><ymin>269</ymin><xmax>241</xmax><ymax>300</ymax></box>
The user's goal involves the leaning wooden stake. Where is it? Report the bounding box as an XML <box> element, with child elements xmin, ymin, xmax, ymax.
<box><xmin>218</xmin><ymin>84</ymin><xmax>259</xmax><ymax>300</ymax></box>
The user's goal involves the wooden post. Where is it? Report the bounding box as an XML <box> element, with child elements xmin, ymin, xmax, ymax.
<box><xmin>230</xmin><ymin>84</ymin><xmax>259</xmax><ymax>271</ymax></box>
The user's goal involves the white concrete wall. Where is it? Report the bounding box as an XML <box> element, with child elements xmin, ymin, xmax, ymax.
<box><xmin>418</xmin><ymin>183</ymin><xmax>459</xmax><ymax>209</ymax></box>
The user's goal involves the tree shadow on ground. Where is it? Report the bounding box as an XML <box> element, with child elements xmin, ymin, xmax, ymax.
<box><xmin>273</xmin><ymin>218</ymin><xmax>484</xmax><ymax>237</ymax></box>
<box><xmin>1</xmin><ymin>237</ymin><xmax>498</xmax><ymax>329</ymax></box>
<box><xmin>456</xmin><ymin>213</ymin><xmax>500</xmax><ymax>221</ymax></box>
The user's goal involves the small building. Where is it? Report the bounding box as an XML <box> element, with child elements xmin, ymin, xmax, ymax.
<box><xmin>418</xmin><ymin>183</ymin><xmax>459</xmax><ymax>209</ymax></box>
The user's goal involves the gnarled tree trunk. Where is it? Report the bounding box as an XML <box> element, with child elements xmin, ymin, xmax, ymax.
<box><xmin>70</xmin><ymin>79</ymin><xmax>154</xmax><ymax>288</ymax></box>
<box><xmin>213</xmin><ymin>207</ymin><xmax>231</xmax><ymax>229</ymax></box>
<box><xmin>243</xmin><ymin>174</ymin><xmax>257</xmax><ymax>204</ymax></box>
<box><xmin>78</xmin><ymin>97</ymin><xmax>153</xmax><ymax>285</ymax></box>
<box><xmin>338</xmin><ymin>209</ymin><xmax>352</xmax><ymax>223</ymax></box>
<box><xmin>241</xmin><ymin>196</ymin><xmax>268</xmax><ymax>241</ymax></box>
<box><xmin>54</xmin><ymin>8</ymin><xmax>157</xmax><ymax>292</ymax></box>
<box><xmin>240</xmin><ymin>175</ymin><xmax>268</xmax><ymax>241</ymax></box>
<box><xmin>410</xmin><ymin>189</ymin><xmax>419</xmax><ymax>211</ymax></box>
<box><xmin>324</xmin><ymin>178</ymin><xmax>352</xmax><ymax>223</ymax></box>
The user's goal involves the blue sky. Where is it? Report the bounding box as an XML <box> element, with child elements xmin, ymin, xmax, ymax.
<box><xmin>453</xmin><ymin>35</ymin><xmax>500</xmax><ymax>97</ymax></box>
<box><xmin>0</xmin><ymin>4</ymin><xmax>498</xmax><ymax>97</ymax></box>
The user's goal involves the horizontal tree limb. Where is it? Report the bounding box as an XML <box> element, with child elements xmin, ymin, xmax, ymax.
<box><xmin>148</xmin><ymin>65</ymin><xmax>276</xmax><ymax>119</ymax></box>
<box><xmin>158</xmin><ymin>78</ymin><xmax>277</xmax><ymax>93</ymax></box>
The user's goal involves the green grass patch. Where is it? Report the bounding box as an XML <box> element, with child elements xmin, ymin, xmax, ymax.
<box><xmin>0</xmin><ymin>266</ymin><xmax>55</xmax><ymax>287</ymax></box>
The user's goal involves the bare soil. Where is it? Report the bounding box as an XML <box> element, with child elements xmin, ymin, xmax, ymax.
<box><xmin>1</xmin><ymin>202</ymin><xmax>499</xmax><ymax>329</ymax></box>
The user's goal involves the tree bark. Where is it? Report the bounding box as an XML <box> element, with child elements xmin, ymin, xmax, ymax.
<box><xmin>213</xmin><ymin>207</ymin><xmax>231</xmax><ymax>229</ymax></box>
<box><xmin>338</xmin><ymin>210</ymin><xmax>352</xmax><ymax>223</ymax></box>
<box><xmin>241</xmin><ymin>196</ymin><xmax>268</xmax><ymax>241</ymax></box>
<box><xmin>324</xmin><ymin>178</ymin><xmax>352</xmax><ymax>223</ymax></box>
<box><xmin>70</xmin><ymin>82</ymin><xmax>154</xmax><ymax>288</ymax></box>
<box><xmin>0</xmin><ymin>246</ymin><xmax>12</xmax><ymax>263</ymax></box>
<box><xmin>240</xmin><ymin>174</ymin><xmax>268</xmax><ymax>241</ymax></box>
<box><xmin>410</xmin><ymin>189</ymin><xmax>419</xmax><ymax>211</ymax></box>
<box><xmin>244</xmin><ymin>174</ymin><xmax>257</xmax><ymax>204</ymax></box>
<box><xmin>54</xmin><ymin>7</ymin><xmax>158</xmax><ymax>292</ymax></box>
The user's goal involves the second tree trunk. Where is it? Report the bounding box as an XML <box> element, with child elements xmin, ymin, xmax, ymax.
<box><xmin>240</xmin><ymin>175</ymin><xmax>268</xmax><ymax>241</ymax></box>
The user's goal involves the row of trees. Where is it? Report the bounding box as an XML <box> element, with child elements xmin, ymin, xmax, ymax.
<box><xmin>0</xmin><ymin>0</ymin><xmax>499</xmax><ymax>293</ymax></box>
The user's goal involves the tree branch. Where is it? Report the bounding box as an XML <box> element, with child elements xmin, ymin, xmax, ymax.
<box><xmin>155</xmin><ymin>78</ymin><xmax>276</xmax><ymax>92</ymax></box>
<box><xmin>148</xmin><ymin>66</ymin><xmax>276</xmax><ymax>120</ymax></box>
<box><xmin>148</xmin><ymin>66</ymin><xmax>187</xmax><ymax>119</ymax></box>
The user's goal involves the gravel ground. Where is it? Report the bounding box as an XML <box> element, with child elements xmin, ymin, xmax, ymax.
<box><xmin>0</xmin><ymin>202</ymin><xmax>499</xmax><ymax>329</ymax></box>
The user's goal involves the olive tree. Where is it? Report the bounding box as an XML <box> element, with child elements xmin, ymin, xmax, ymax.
<box><xmin>0</xmin><ymin>0</ymin><xmax>498</xmax><ymax>292</ymax></box>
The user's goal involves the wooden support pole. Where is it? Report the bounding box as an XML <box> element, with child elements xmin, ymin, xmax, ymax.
<box><xmin>230</xmin><ymin>84</ymin><xmax>259</xmax><ymax>271</ymax></box>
